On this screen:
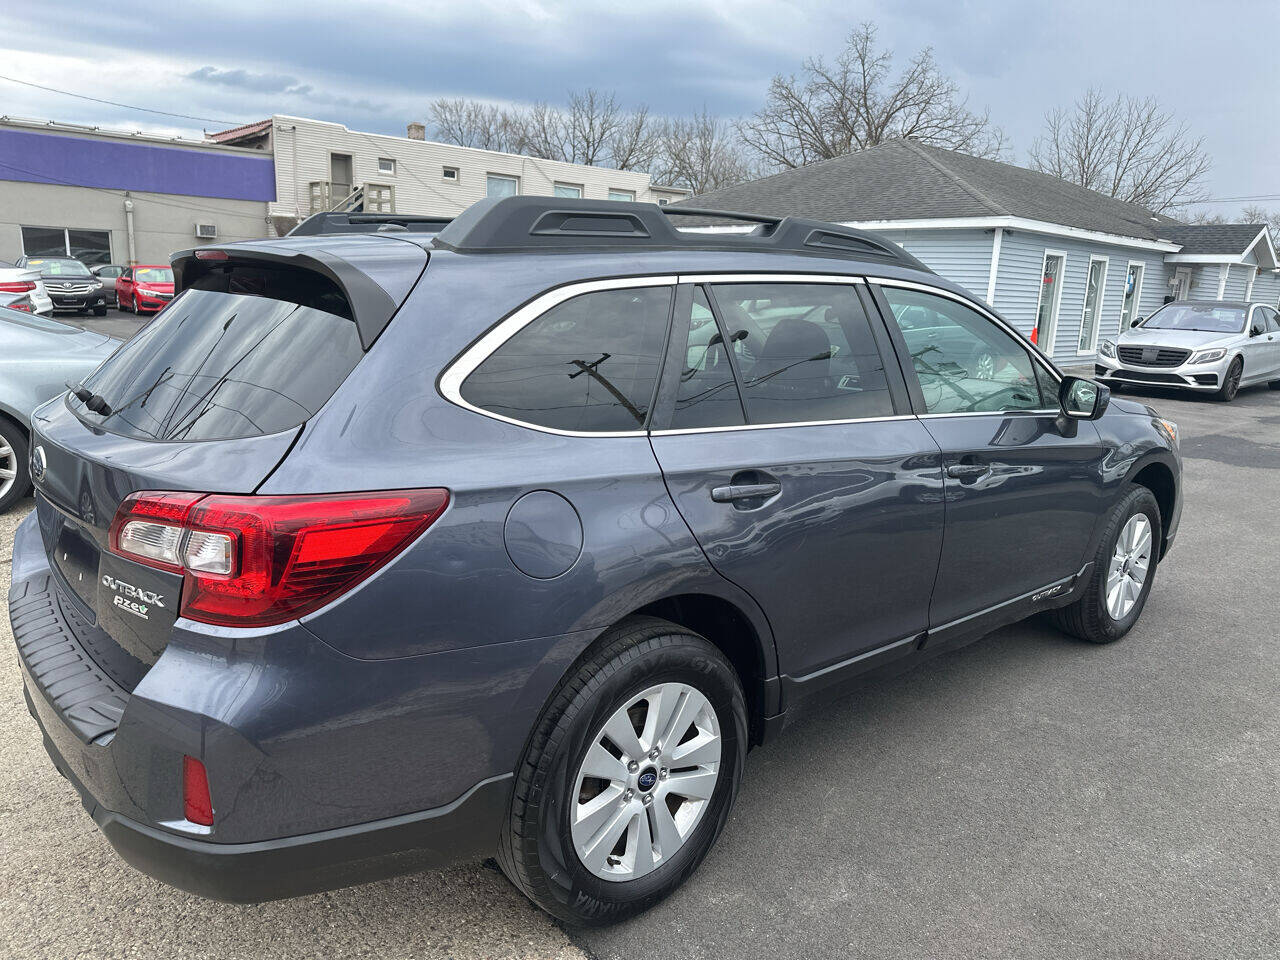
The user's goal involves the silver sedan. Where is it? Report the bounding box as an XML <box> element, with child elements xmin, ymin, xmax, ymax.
<box><xmin>0</xmin><ymin>306</ymin><xmax>118</xmax><ymax>511</ymax></box>
<box><xmin>1095</xmin><ymin>300</ymin><xmax>1280</xmax><ymax>402</ymax></box>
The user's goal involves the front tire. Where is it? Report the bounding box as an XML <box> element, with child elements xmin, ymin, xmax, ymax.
<box><xmin>1051</xmin><ymin>485</ymin><xmax>1160</xmax><ymax>644</ymax></box>
<box><xmin>1216</xmin><ymin>356</ymin><xmax>1243</xmax><ymax>401</ymax></box>
<box><xmin>93</xmin><ymin>304</ymin><xmax>107</xmax><ymax>317</ymax></box>
<box><xmin>497</xmin><ymin>616</ymin><xmax>747</xmax><ymax>926</ymax></box>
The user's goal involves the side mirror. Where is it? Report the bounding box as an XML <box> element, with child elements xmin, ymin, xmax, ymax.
<box><xmin>1250</xmin><ymin>323</ymin><xmax>1265</xmax><ymax>338</ymax></box>
<box><xmin>1059</xmin><ymin>375</ymin><xmax>1110</xmax><ymax>421</ymax></box>
<box><xmin>1132</xmin><ymin>315</ymin><xmax>1144</xmax><ymax>328</ymax></box>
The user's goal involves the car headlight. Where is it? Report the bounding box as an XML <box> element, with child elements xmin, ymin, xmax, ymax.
<box><xmin>1099</xmin><ymin>339</ymin><xmax>1117</xmax><ymax>358</ymax></box>
<box><xmin>89</xmin><ymin>280</ymin><xmax>102</xmax><ymax>289</ymax></box>
<box><xmin>1188</xmin><ymin>348</ymin><xmax>1226</xmax><ymax>364</ymax></box>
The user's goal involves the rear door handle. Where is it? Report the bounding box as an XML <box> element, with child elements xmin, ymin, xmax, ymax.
<box><xmin>711</xmin><ymin>482</ymin><xmax>782</xmax><ymax>502</ymax></box>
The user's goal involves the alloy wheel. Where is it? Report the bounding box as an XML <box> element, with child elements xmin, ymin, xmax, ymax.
<box><xmin>571</xmin><ymin>682</ymin><xmax>721</xmax><ymax>882</ymax></box>
<box><xmin>1106</xmin><ymin>513</ymin><xmax>1152</xmax><ymax>620</ymax></box>
<box><xmin>974</xmin><ymin>351</ymin><xmax>996</xmax><ymax>380</ymax></box>
<box><xmin>0</xmin><ymin>437</ymin><xmax>15</xmax><ymax>501</ymax></box>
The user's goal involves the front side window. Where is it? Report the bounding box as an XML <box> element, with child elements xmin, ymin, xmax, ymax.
<box><xmin>1263</xmin><ymin>306</ymin><xmax>1280</xmax><ymax>333</ymax></box>
<box><xmin>460</xmin><ymin>286</ymin><xmax>671</xmax><ymax>432</ymax></box>
<box><xmin>708</xmin><ymin>282</ymin><xmax>894</xmax><ymax>424</ymax></box>
<box><xmin>881</xmin><ymin>286</ymin><xmax>1051</xmax><ymax>414</ymax></box>
<box><xmin>487</xmin><ymin>174</ymin><xmax>519</xmax><ymax>198</ymax></box>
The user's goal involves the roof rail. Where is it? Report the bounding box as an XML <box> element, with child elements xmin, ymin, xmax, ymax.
<box><xmin>429</xmin><ymin>196</ymin><xmax>931</xmax><ymax>272</ymax></box>
<box><xmin>288</xmin><ymin>211</ymin><xmax>454</xmax><ymax>237</ymax></box>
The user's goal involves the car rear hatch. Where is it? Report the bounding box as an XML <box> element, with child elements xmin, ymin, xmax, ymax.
<box><xmin>26</xmin><ymin>236</ymin><xmax>428</xmax><ymax>695</ymax></box>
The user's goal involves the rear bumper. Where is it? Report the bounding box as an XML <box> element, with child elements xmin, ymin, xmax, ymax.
<box><xmin>25</xmin><ymin>685</ymin><xmax>509</xmax><ymax>902</ymax></box>
<box><xmin>7</xmin><ymin>510</ymin><xmax>552</xmax><ymax>901</ymax></box>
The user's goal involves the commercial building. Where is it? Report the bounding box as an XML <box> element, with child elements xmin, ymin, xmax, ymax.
<box><xmin>0</xmin><ymin>116</ymin><xmax>274</xmax><ymax>265</ymax></box>
<box><xmin>210</xmin><ymin>115</ymin><xmax>690</xmax><ymax>236</ymax></box>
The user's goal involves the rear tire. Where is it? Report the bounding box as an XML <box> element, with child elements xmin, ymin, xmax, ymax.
<box><xmin>1051</xmin><ymin>485</ymin><xmax>1160</xmax><ymax>644</ymax></box>
<box><xmin>0</xmin><ymin>417</ymin><xmax>31</xmax><ymax>513</ymax></box>
<box><xmin>497</xmin><ymin>616</ymin><xmax>747</xmax><ymax>926</ymax></box>
<box><xmin>1216</xmin><ymin>356</ymin><xmax>1243</xmax><ymax>402</ymax></box>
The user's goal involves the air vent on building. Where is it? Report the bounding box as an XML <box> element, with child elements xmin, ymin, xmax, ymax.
<box><xmin>195</xmin><ymin>223</ymin><xmax>218</xmax><ymax>239</ymax></box>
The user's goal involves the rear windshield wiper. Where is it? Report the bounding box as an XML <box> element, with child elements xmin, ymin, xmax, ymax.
<box><xmin>66</xmin><ymin>381</ymin><xmax>113</xmax><ymax>416</ymax></box>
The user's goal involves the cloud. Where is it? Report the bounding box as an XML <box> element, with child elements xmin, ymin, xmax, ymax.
<box><xmin>186</xmin><ymin>66</ymin><xmax>313</xmax><ymax>96</ymax></box>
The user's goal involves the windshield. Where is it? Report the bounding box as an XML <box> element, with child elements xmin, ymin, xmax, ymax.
<box><xmin>69</xmin><ymin>286</ymin><xmax>362</xmax><ymax>441</ymax></box>
<box><xmin>1139</xmin><ymin>303</ymin><xmax>1245</xmax><ymax>334</ymax></box>
<box><xmin>31</xmin><ymin>258</ymin><xmax>91</xmax><ymax>278</ymax></box>
<box><xmin>135</xmin><ymin>267</ymin><xmax>173</xmax><ymax>283</ymax></box>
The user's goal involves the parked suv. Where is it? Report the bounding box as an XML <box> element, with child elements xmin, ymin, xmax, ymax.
<box><xmin>8</xmin><ymin>198</ymin><xmax>1181</xmax><ymax>925</ymax></box>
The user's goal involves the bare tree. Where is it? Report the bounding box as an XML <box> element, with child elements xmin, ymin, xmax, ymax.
<box><xmin>426</xmin><ymin>98</ymin><xmax>523</xmax><ymax>153</ymax></box>
<box><xmin>737</xmin><ymin>23</ymin><xmax>1006</xmax><ymax>169</ymax></box>
<box><xmin>655</xmin><ymin>109</ymin><xmax>755</xmax><ymax>193</ymax></box>
<box><xmin>608</xmin><ymin>104</ymin><xmax>663</xmax><ymax>174</ymax></box>
<box><xmin>1241</xmin><ymin>204</ymin><xmax>1280</xmax><ymax>239</ymax></box>
<box><xmin>1028</xmin><ymin>89</ymin><xmax>1212</xmax><ymax>214</ymax></box>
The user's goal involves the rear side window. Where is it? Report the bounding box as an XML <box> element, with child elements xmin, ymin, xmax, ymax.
<box><xmin>669</xmin><ymin>288</ymin><xmax>746</xmax><ymax>430</ymax></box>
<box><xmin>709</xmin><ymin>282</ymin><xmax>895</xmax><ymax>424</ymax></box>
<box><xmin>460</xmin><ymin>286</ymin><xmax>671</xmax><ymax>433</ymax></box>
<box><xmin>71</xmin><ymin>268</ymin><xmax>362</xmax><ymax>441</ymax></box>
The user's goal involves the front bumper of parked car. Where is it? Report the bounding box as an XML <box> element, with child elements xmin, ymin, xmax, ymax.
<box><xmin>47</xmin><ymin>288</ymin><xmax>107</xmax><ymax>312</ymax></box>
<box><xmin>1094</xmin><ymin>350</ymin><xmax>1232</xmax><ymax>392</ymax></box>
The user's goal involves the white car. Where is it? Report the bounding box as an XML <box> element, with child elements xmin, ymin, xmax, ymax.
<box><xmin>1095</xmin><ymin>300</ymin><xmax>1280</xmax><ymax>402</ymax></box>
<box><xmin>0</xmin><ymin>260</ymin><xmax>53</xmax><ymax>315</ymax></box>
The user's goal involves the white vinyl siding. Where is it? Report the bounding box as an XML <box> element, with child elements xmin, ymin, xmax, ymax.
<box><xmin>1222</xmin><ymin>263</ymin><xmax>1252</xmax><ymax>300</ymax></box>
<box><xmin>1249</xmin><ymin>269</ymin><xmax>1280</xmax><ymax>307</ymax></box>
<box><xmin>874</xmin><ymin>229</ymin><xmax>994</xmax><ymax>301</ymax></box>
<box><xmin>1188</xmin><ymin>265</ymin><xmax>1223</xmax><ymax>300</ymax></box>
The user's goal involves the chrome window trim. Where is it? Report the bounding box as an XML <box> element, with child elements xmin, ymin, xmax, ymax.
<box><xmin>439</xmin><ymin>271</ymin><xmax>1069</xmax><ymax>440</ymax></box>
<box><xmin>870</xmin><ymin>275</ymin><xmax>1064</xmax><ymax>384</ymax></box>
<box><xmin>651</xmin><ymin>414</ymin><xmax>917</xmax><ymax>437</ymax></box>
<box><xmin>437</xmin><ymin>275</ymin><xmax>677</xmax><ymax>439</ymax></box>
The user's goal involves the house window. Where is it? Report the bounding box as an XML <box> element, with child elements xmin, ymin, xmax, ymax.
<box><xmin>442</xmin><ymin>166</ymin><xmax>459</xmax><ymax>183</ymax></box>
<box><xmin>487</xmin><ymin>174</ymin><xmax>519</xmax><ymax>198</ymax></box>
<box><xmin>608</xmin><ymin>189</ymin><xmax>636</xmax><ymax>202</ymax></box>
<box><xmin>20</xmin><ymin>226</ymin><xmax>112</xmax><ymax>265</ymax></box>
<box><xmin>657</xmin><ymin>198</ymin><xmax>670</xmax><ymax>206</ymax></box>
<box><xmin>554</xmin><ymin>183</ymin><xmax>583</xmax><ymax>199</ymax></box>
<box><xmin>377</xmin><ymin>157</ymin><xmax>396</xmax><ymax>176</ymax></box>
<box><xmin>365</xmin><ymin>184</ymin><xmax>394</xmax><ymax>213</ymax></box>
<box><xmin>1119</xmin><ymin>262</ymin><xmax>1145</xmax><ymax>330</ymax></box>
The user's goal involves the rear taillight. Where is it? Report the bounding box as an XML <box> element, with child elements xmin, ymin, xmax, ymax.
<box><xmin>109</xmin><ymin>489</ymin><xmax>449</xmax><ymax>626</ymax></box>
<box><xmin>0</xmin><ymin>280</ymin><xmax>36</xmax><ymax>293</ymax></box>
<box><xmin>183</xmin><ymin>755</ymin><xmax>214</xmax><ymax>825</ymax></box>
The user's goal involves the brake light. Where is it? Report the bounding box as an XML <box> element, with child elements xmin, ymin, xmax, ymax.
<box><xmin>0</xmin><ymin>280</ymin><xmax>36</xmax><ymax>293</ymax></box>
<box><xmin>194</xmin><ymin>249</ymin><xmax>229</xmax><ymax>260</ymax></box>
<box><xmin>108</xmin><ymin>489</ymin><xmax>449</xmax><ymax>626</ymax></box>
<box><xmin>183</xmin><ymin>755</ymin><xmax>214</xmax><ymax>825</ymax></box>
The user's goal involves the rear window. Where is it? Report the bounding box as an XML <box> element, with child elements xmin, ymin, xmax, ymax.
<box><xmin>70</xmin><ymin>267</ymin><xmax>362</xmax><ymax>441</ymax></box>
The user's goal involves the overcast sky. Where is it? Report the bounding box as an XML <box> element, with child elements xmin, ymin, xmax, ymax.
<box><xmin>3</xmin><ymin>0</ymin><xmax>1276</xmax><ymax>217</ymax></box>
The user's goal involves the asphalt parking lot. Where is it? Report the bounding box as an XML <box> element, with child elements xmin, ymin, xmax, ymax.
<box><xmin>1</xmin><ymin>382</ymin><xmax>1277</xmax><ymax>960</ymax></box>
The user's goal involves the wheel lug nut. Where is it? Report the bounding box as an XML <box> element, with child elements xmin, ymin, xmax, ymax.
<box><xmin>642</xmin><ymin>793</ymin><xmax>653</xmax><ymax>805</ymax></box>
<box><xmin>659</xmin><ymin>768</ymin><xmax>668</xmax><ymax>780</ymax></box>
<box><xmin>627</xmin><ymin>760</ymin><xmax>639</xmax><ymax>773</ymax></box>
<box><xmin>648</xmin><ymin>748</ymin><xmax>660</xmax><ymax>760</ymax></box>
<box><xmin>623</xmin><ymin>789</ymin><xmax>633</xmax><ymax>801</ymax></box>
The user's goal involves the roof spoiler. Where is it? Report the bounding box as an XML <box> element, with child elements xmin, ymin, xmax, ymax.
<box><xmin>288</xmin><ymin>212</ymin><xmax>454</xmax><ymax>236</ymax></box>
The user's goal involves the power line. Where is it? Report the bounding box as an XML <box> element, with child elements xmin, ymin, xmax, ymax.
<box><xmin>0</xmin><ymin>74</ymin><xmax>243</xmax><ymax>127</ymax></box>
<box><xmin>1193</xmin><ymin>194</ymin><xmax>1280</xmax><ymax>204</ymax></box>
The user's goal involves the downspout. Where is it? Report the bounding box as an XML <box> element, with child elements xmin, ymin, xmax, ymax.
<box><xmin>123</xmin><ymin>193</ymin><xmax>136</xmax><ymax>265</ymax></box>
<box><xmin>985</xmin><ymin>227</ymin><xmax>1003</xmax><ymax>306</ymax></box>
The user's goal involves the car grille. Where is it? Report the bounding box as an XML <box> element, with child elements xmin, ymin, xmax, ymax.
<box><xmin>1117</xmin><ymin>345</ymin><xmax>1191</xmax><ymax>367</ymax></box>
<box><xmin>49</xmin><ymin>282</ymin><xmax>94</xmax><ymax>295</ymax></box>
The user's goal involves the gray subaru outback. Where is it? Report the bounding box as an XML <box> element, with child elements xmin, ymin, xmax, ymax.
<box><xmin>7</xmin><ymin>197</ymin><xmax>1181</xmax><ymax>925</ymax></box>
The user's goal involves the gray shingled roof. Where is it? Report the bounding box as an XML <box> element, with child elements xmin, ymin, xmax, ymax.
<box><xmin>1161</xmin><ymin>223</ymin><xmax>1266</xmax><ymax>255</ymax></box>
<box><xmin>675</xmin><ymin>139</ymin><xmax>1185</xmax><ymax>241</ymax></box>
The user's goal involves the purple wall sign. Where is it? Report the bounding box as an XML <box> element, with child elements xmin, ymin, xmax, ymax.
<box><xmin>0</xmin><ymin>128</ymin><xmax>276</xmax><ymax>202</ymax></box>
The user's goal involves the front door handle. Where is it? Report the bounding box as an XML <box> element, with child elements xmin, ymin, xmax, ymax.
<box><xmin>946</xmin><ymin>462</ymin><xmax>990</xmax><ymax>481</ymax></box>
<box><xmin>711</xmin><ymin>482</ymin><xmax>782</xmax><ymax>502</ymax></box>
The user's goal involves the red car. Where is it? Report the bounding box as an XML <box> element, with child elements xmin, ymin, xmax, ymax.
<box><xmin>117</xmin><ymin>265</ymin><xmax>175</xmax><ymax>314</ymax></box>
